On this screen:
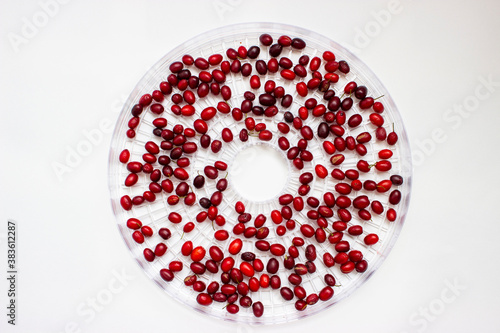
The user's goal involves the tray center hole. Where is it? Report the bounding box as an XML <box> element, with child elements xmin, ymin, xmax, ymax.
<box><xmin>230</xmin><ymin>144</ymin><xmax>289</xmax><ymax>202</ymax></box>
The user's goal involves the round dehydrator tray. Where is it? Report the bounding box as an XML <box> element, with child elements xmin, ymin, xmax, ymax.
<box><xmin>108</xmin><ymin>22</ymin><xmax>412</xmax><ymax>324</ymax></box>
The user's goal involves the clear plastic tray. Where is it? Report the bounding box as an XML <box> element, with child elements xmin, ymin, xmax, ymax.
<box><xmin>108</xmin><ymin>22</ymin><xmax>412</xmax><ymax>324</ymax></box>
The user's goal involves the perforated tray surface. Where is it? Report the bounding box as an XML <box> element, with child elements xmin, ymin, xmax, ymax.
<box><xmin>108</xmin><ymin>23</ymin><xmax>412</xmax><ymax>324</ymax></box>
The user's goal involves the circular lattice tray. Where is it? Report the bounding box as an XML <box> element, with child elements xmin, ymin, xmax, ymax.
<box><xmin>108</xmin><ymin>22</ymin><xmax>412</xmax><ymax>324</ymax></box>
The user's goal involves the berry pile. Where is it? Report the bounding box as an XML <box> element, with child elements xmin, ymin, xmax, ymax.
<box><xmin>112</xmin><ymin>31</ymin><xmax>407</xmax><ymax>321</ymax></box>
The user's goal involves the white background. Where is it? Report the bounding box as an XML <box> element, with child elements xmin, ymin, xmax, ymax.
<box><xmin>1</xmin><ymin>0</ymin><xmax>500</xmax><ymax>332</ymax></box>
